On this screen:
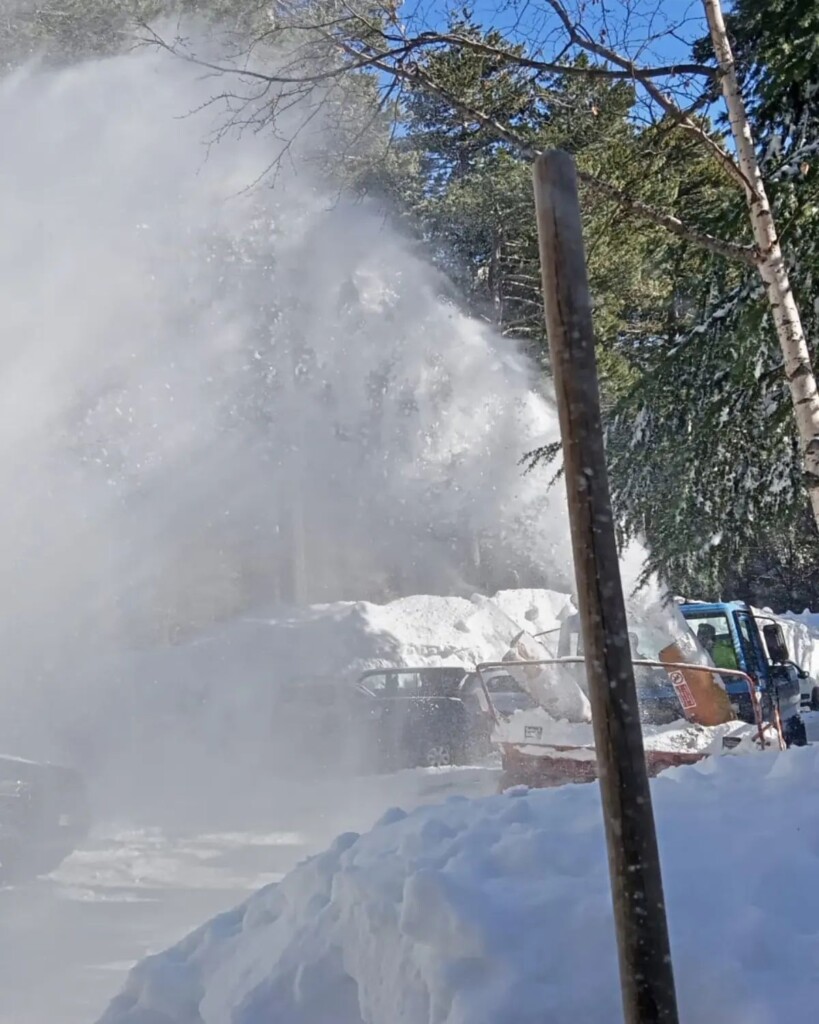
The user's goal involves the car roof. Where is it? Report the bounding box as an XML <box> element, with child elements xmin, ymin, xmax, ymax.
<box><xmin>357</xmin><ymin>666</ymin><xmax>467</xmax><ymax>679</ymax></box>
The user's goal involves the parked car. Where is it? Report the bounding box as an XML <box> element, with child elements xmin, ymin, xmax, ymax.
<box><xmin>274</xmin><ymin>665</ymin><xmax>539</xmax><ymax>773</ymax></box>
<box><xmin>354</xmin><ymin>666</ymin><xmax>471</xmax><ymax>769</ymax></box>
<box><xmin>0</xmin><ymin>755</ymin><xmax>90</xmax><ymax>884</ymax></box>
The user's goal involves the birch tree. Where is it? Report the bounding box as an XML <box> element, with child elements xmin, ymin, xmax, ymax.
<box><xmin>701</xmin><ymin>0</ymin><xmax>819</xmax><ymax>524</ymax></box>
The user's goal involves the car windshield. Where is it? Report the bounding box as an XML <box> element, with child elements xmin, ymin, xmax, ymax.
<box><xmin>420</xmin><ymin>668</ymin><xmax>466</xmax><ymax>695</ymax></box>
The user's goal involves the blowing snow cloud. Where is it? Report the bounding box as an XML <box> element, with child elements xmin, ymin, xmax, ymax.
<box><xmin>0</xmin><ymin>42</ymin><xmax>573</xmax><ymax>766</ymax></box>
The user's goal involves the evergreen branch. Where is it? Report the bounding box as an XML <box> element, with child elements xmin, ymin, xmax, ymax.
<box><xmin>574</xmin><ymin>170</ymin><xmax>759</xmax><ymax>266</ymax></box>
<box><xmin>393</xmin><ymin>31</ymin><xmax>717</xmax><ymax>82</ymax></box>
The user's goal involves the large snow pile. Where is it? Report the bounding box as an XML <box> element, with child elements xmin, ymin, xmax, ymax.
<box><xmin>99</xmin><ymin>747</ymin><xmax>819</xmax><ymax>1024</ymax></box>
<box><xmin>488</xmin><ymin>588</ymin><xmax>574</xmax><ymax>639</ymax></box>
<box><xmin>125</xmin><ymin>586</ymin><xmax>573</xmax><ymax>701</ymax></box>
<box><xmin>87</xmin><ymin>588</ymin><xmax>572</xmax><ymax>813</ymax></box>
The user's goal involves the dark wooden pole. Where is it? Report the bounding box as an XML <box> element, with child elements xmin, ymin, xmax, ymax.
<box><xmin>532</xmin><ymin>150</ymin><xmax>680</xmax><ymax>1024</ymax></box>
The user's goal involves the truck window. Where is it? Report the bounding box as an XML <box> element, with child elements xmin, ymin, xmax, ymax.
<box><xmin>685</xmin><ymin>614</ymin><xmax>738</xmax><ymax>671</ymax></box>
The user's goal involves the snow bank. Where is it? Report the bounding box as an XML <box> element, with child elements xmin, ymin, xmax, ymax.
<box><xmin>127</xmin><ymin>587</ymin><xmax>574</xmax><ymax>694</ymax></box>
<box><xmin>488</xmin><ymin>588</ymin><xmax>573</xmax><ymax>639</ymax></box>
<box><xmin>99</xmin><ymin>746</ymin><xmax>819</xmax><ymax>1024</ymax></box>
<box><xmin>758</xmin><ymin>607</ymin><xmax>819</xmax><ymax>681</ymax></box>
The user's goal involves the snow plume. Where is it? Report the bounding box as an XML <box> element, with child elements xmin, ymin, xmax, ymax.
<box><xmin>0</xmin><ymin>42</ymin><xmax>572</xmax><ymax>797</ymax></box>
<box><xmin>619</xmin><ymin>542</ymin><xmax>703</xmax><ymax>662</ymax></box>
<box><xmin>0</xmin><ymin>37</ymin><xmax>688</xmax><ymax>823</ymax></box>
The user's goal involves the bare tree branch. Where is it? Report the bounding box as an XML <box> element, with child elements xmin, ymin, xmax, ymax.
<box><xmin>137</xmin><ymin>19</ymin><xmax>421</xmax><ymax>86</ymax></box>
<box><xmin>141</xmin><ymin>6</ymin><xmax>759</xmax><ymax>270</ymax></box>
<box><xmin>541</xmin><ymin>0</ymin><xmax>757</xmax><ymax>197</ymax></box>
<box><xmin>385</xmin><ymin>30</ymin><xmax>717</xmax><ymax>81</ymax></box>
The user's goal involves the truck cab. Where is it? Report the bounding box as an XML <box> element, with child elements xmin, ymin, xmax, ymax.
<box><xmin>678</xmin><ymin>601</ymin><xmax>807</xmax><ymax>747</ymax></box>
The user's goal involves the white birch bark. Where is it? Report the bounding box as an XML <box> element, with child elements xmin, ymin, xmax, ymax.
<box><xmin>703</xmin><ymin>0</ymin><xmax>819</xmax><ymax>523</ymax></box>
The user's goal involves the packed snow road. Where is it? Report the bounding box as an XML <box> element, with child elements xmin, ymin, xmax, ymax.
<box><xmin>0</xmin><ymin>766</ymin><xmax>500</xmax><ymax>1024</ymax></box>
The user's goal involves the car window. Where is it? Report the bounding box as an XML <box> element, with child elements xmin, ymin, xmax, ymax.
<box><xmin>397</xmin><ymin>673</ymin><xmax>424</xmax><ymax>693</ymax></box>
<box><xmin>362</xmin><ymin>671</ymin><xmax>423</xmax><ymax>694</ymax></box>
<box><xmin>484</xmin><ymin>672</ymin><xmax>523</xmax><ymax>693</ymax></box>
<box><xmin>360</xmin><ymin>672</ymin><xmax>392</xmax><ymax>693</ymax></box>
<box><xmin>419</xmin><ymin>668</ymin><xmax>465</xmax><ymax>695</ymax></box>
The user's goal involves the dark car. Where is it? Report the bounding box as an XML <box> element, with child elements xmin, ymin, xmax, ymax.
<box><xmin>0</xmin><ymin>755</ymin><xmax>91</xmax><ymax>884</ymax></box>
<box><xmin>274</xmin><ymin>665</ymin><xmax>535</xmax><ymax>774</ymax></box>
<box><xmin>355</xmin><ymin>666</ymin><xmax>472</xmax><ymax>769</ymax></box>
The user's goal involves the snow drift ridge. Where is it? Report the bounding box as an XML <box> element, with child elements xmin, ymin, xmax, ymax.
<box><xmin>99</xmin><ymin>745</ymin><xmax>819</xmax><ymax>1024</ymax></box>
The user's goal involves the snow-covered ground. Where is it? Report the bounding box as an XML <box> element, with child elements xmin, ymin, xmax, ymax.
<box><xmin>0</xmin><ymin>767</ymin><xmax>501</xmax><ymax>1024</ymax></box>
<box><xmin>99</xmin><ymin>741</ymin><xmax>819</xmax><ymax>1024</ymax></box>
<box><xmin>3</xmin><ymin>608</ymin><xmax>819</xmax><ymax>1024</ymax></box>
<box><xmin>6</xmin><ymin>724</ymin><xmax>819</xmax><ymax>1024</ymax></box>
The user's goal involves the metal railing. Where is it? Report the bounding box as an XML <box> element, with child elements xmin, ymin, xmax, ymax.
<box><xmin>474</xmin><ymin>656</ymin><xmax>782</xmax><ymax>750</ymax></box>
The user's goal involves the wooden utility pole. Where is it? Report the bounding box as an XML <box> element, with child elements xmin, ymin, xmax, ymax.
<box><xmin>532</xmin><ymin>151</ymin><xmax>680</xmax><ymax>1024</ymax></box>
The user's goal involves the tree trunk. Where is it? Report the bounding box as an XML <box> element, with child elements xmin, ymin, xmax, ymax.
<box><xmin>488</xmin><ymin>223</ymin><xmax>504</xmax><ymax>325</ymax></box>
<box><xmin>703</xmin><ymin>0</ymin><xmax>819</xmax><ymax>528</ymax></box>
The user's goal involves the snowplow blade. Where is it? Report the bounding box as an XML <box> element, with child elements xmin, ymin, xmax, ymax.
<box><xmin>475</xmin><ymin>656</ymin><xmax>778</xmax><ymax>792</ymax></box>
<box><xmin>497</xmin><ymin>742</ymin><xmax>705</xmax><ymax>790</ymax></box>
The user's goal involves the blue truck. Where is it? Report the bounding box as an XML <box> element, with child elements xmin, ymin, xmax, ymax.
<box><xmin>554</xmin><ymin>601</ymin><xmax>809</xmax><ymax>747</ymax></box>
<box><xmin>678</xmin><ymin>601</ymin><xmax>808</xmax><ymax>747</ymax></box>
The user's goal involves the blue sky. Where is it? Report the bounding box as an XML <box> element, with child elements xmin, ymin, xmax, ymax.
<box><xmin>434</xmin><ymin>0</ymin><xmax>711</xmax><ymax>65</ymax></box>
<box><xmin>406</xmin><ymin>0</ymin><xmax>715</xmax><ymax>77</ymax></box>
<box><xmin>396</xmin><ymin>0</ymin><xmax>722</xmax><ymax>126</ymax></box>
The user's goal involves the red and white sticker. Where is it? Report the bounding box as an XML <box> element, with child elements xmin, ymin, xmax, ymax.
<box><xmin>668</xmin><ymin>669</ymin><xmax>697</xmax><ymax>711</ymax></box>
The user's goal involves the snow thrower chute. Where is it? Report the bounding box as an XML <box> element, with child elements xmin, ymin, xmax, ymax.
<box><xmin>500</xmin><ymin>630</ymin><xmax>591</xmax><ymax>724</ymax></box>
<box><xmin>501</xmin><ymin>623</ymin><xmax>736</xmax><ymax>729</ymax></box>
<box><xmin>656</xmin><ymin>641</ymin><xmax>735</xmax><ymax>726</ymax></box>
